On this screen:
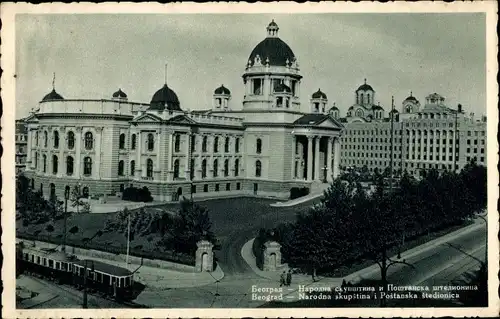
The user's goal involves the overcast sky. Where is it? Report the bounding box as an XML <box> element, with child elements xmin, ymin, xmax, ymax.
<box><xmin>15</xmin><ymin>13</ymin><xmax>486</xmax><ymax>119</ymax></box>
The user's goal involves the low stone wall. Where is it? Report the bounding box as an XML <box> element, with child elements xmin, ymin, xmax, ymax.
<box><xmin>19</xmin><ymin>238</ymin><xmax>196</xmax><ymax>272</ymax></box>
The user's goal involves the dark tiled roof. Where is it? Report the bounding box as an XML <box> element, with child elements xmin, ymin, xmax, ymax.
<box><xmin>149</xmin><ymin>84</ymin><xmax>181</xmax><ymax>111</ymax></box>
<box><xmin>293</xmin><ymin>114</ymin><xmax>329</xmax><ymax>125</ymax></box>
<box><xmin>214</xmin><ymin>85</ymin><xmax>231</xmax><ymax>95</ymax></box>
<box><xmin>356</xmin><ymin>83</ymin><xmax>374</xmax><ymax>92</ymax></box>
<box><xmin>312</xmin><ymin>89</ymin><xmax>327</xmax><ymax>99</ymax></box>
<box><xmin>248</xmin><ymin>37</ymin><xmax>295</xmax><ymax>67</ymax></box>
<box><xmin>74</xmin><ymin>259</ymin><xmax>132</xmax><ymax>277</ymax></box>
<box><xmin>42</xmin><ymin>89</ymin><xmax>64</xmax><ymax>101</ymax></box>
<box><xmin>112</xmin><ymin>88</ymin><xmax>127</xmax><ymax>98</ymax></box>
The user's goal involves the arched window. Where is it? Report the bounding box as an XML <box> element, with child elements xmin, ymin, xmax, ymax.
<box><xmin>83</xmin><ymin>157</ymin><xmax>92</xmax><ymax>175</ymax></box>
<box><xmin>84</xmin><ymin>132</ymin><xmax>93</xmax><ymax>150</ymax></box>
<box><xmin>255</xmin><ymin>160</ymin><xmax>262</xmax><ymax>177</ymax></box>
<box><xmin>355</xmin><ymin>109</ymin><xmax>364</xmax><ymax>117</ymax></box>
<box><xmin>35</xmin><ymin>132</ymin><xmax>39</xmax><ymax>146</ymax></box>
<box><xmin>214</xmin><ymin>137</ymin><xmax>219</xmax><ymax>153</ymax></box>
<box><xmin>147</xmin><ymin>133</ymin><xmax>154</xmax><ymax>151</ymax></box>
<box><xmin>146</xmin><ymin>159</ymin><xmax>153</xmax><ymax>178</ymax></box>
<box><xmin>213</xmin><ymin>159</ymin><xmax>218</xmax><ymax>177</ymax></box>
<box><xmin>67</xmin><ymin>131</ymin><xmax>75</xmax><ymax>149</ymax></box>
<box><xmin>130</xmin><ymin>160</ymin><xmax>135</xmax><ymax>176</ymax></box>
<box><xmin>224</xmin><ymin>137</ymin><xmax>230</xmax><ymax>153</ymax></box>
<box><xmin>52</xmin><ymin>155</ymin><xmax>58</xmax><ymax>174</ymax></box>
<box><xmin>174</xmin><ymin>134</ymin><xmax>181</xmax><ymax>153</ymax></box>
<box><xmin>224</xmin><ymin>159</ymin><xmax>229</xmax><ymax>177</ymax></box>
<box><xmin>202</xmin><ymin>159</ymin><xmax>207</xmax><ymax>178</ymax></box>
<box><xmin>256</xmin><ymin>138</ymin><xmax>262</xmax><ymax>154</ymax></box>
<box><xmin>190</xmin><ymin>158</ymin><xmax>195</xmax><ymax>179</ymax></box>
<box><xmin>42</xmin><ymin>154</ymin><xmax>47</xmax><ymax>172</ymax></box>
<box><xmin>53</xmin><ymin>131</ymin><xmax>59</xmax><ymax>149</ymax></box>
<box><xmin>66</xmin><ymin>156</ymin><xmax>74</xmax><ymax>175</ymax></box>
<box><xmin>191</xmin><ymin>135</ymin><xmax>196</xmax><ymax>152</ymax></box>
<box><xmin>234</xmin><ymin>158</ymin><xmax>239</xmax><ymax>177</ymax></box>
<box><xmin>360</xmin><ymin>93</ymin><xmax>364</xmax><ymax>104</ymax></box>
<box><xmin>202</xmin><ymin>136</ymin><xmax>208</xmax><ymax>152</ymax></box>
<box><xmin>34</xmin><ymin>152</ymin><xmax>38</xmax><ymax>168</ymax></box>
<box><xmin>235</xmin><ymin>138</ymin><xmax>240</xmax><ymax>153</ymax></box>
<box><xmin>44</xmin><ymin>131</ymin><xmax>48</xmax><ymax>147</ymax></box>
<box><xmin>131</xmin><ymin>134</ymin><xmax>136</xmax><ymax>150</ymax></box>
<box><xmin>119</xmin><ymin>133</ymin><xmax>126</xmax><ymax>150</ymax></box>
<box><xmin>118</xmin><ymin>160</ymin><xmax>124</xmax><ymax>176</ymax></box>
<box><xmin>173</xmin><ymin>159</ymin><xmax>180</xmax><ymax>178</ymax></box>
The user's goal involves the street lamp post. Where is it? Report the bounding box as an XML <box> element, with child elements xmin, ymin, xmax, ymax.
<box><xmin>62</xmin><ymin>187</ymin><xmax>70</xmax><ymax>252</ymax></box>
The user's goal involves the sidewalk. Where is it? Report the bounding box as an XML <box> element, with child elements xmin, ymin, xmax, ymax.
<box><xmin>270</xmin><ymin>192</ymin><xmax>323</xmax><ymax>207</ymax></box>
<box><xmin>68</xmin><ymin>253</ymin><xmax>224</xmax><ymax>290</ymax></box>
<box><xmin>16</xmin><ymin>276</ymin><xmax>58</xmax><ymax>309</ymax></box>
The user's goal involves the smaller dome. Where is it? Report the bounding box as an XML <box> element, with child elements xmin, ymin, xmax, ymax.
<box><xmin>404</xmin><ymin>92</ymin><xmax>418</xmax><ymax>102</ymax></box>
<box><xmin>42</xmin><ymin>89</ymin><xmax>64</xmax><ymax>101</ymax></box>
<box><xmin>312</xmin><ymin>88</ymin><xmax>327</xmax><ymax>99</ymax></box>
<box><xmin>149</xmin><ymin>84</ymin><xmax>181</xmax><ymax>111</ymax></box>
<box><xmin>268</xmin><ymin>19</ymin><xmax>278</xmax><ymax>28</ymax></box>
<box><xmin>389</xmin><ymin>109</ymin><xmax>399</xmax><ymax>113</ymax></box>
<box><xmin>274</xmin><ymin>83</ymin><xmax>291</xmax><ymax>93</ymax></box>
<box><xmin>356</xmin><ymin>79</ymin><xmax>374</xmax><ymax>92</ymax></box>
<box><xmin>214</xmin><ymin>85</ymin><xmax>231</xmax><ymax>95</ymax></box>
<box><xmin>112</xmin><ymin>88</ymin><xmax>127</xmax><ymax>99</ymax></box>
<box><xmin>330</xmin><ymin>105</ymin><xmax>339</xmax><ymax>111</ymax></box>
<box><xmin>372</xmin><ymin>104</ymin><xmax>384</xmax><ymax>111</ymax></box>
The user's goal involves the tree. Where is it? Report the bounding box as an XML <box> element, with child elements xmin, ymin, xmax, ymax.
<box><xmin>70</xmin><ymin>185</ymin><xmax>84</xmax><ymax>214</ymax></box>
<box><xmin>460</xmin><ymin>159</ymin><xmax>487</xmax><ymax>214</ymax></box>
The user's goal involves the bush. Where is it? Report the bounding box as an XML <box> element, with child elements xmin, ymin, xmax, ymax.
<box><xmin>122</xmin><ymin>186</ymin><xmax>153</xmax><ymax>202</ymax></box>
<box><xmin>290</xmin><ymin>187</ymin><xmax>310</xmax><ymax>200</ymax></box>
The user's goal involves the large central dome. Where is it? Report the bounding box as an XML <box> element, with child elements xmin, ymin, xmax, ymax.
<box><xmin>149</xmin><ymin>84</ymin><xmax>181</xmax><ymax>111</ymax></box>
<box><xmin>247</xmin><ymin>20</ymin><xmax>296</xmax><ymax>67</ymax></box>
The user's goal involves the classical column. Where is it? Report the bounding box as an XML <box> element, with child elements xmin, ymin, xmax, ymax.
<box><xmin>209</xmin><ymin>135</ymin><xmax>215</xmax><ymax>177</ymax></box>
<box><xmin>156</xmin><ymin>130</ymin><xmax>162</xmax><ymax>175</ymax></box>
<box><xmin>307</xmin><ymin>136</ymin><xmax>313</xmax><ymax>181</ymax></box>
<box><xmin>58</xmin><ymin>128</ymin><xmax>65</xmax><ymax>177</ymax></box>
<box><xmin>333</xmin><ymin>137</ymin><xmax>341</xmax><ymax>179</ymax></box>
<box><xmin>185</xmin><ymin>133</ymin><xmax>190</xmax><ymax>180</ymax></box>
<box><xmin>26</xmin><ymin>130</ymin><xmax>32</xmax><ymax>167</ymax></box>
<box><xmin>326</xmin><ymin>137</ymin><xmax>333</xmax><ymax>182</ymax></box>
<box><xmin>136</xmin><ymin>131</ymin><xmax>142</xmax><ymax>177</ymax></box>
<box><xmin>314</xmin><ymin>136</ymin><xmax>320</xmax><ymax>181</ymax></box>
<box><xmin>74</xmin><ymin>127</ymin><xmax>82</xmax><ymax>178</ymax></box>
<box><xmin>291</xmin><ymin>135</ymin><xmax>296</xmax><ymax>179</ymax></box>
<box><xmin>95</xmin><ymin>127</ymin><xmax>103</xmax><ymax>179</ymax></box>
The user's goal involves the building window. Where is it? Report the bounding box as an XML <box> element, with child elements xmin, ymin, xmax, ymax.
<box><xmin>130</xmin><ymin>160</ymin><xmax>135</xmax><ymax>176</ymax></box>
<box><xmin>190</xmin><ymin>159</ymin><xmax>195</xmax><ymax>180</ymax></box>
<box><xmin>146</xmin><ymin>159</ymin><xmax>153</xmax><ymax>178</ymax></box>
<box><xmin>52</xmin><ymin>155</ymin><xmax>58</xmax><ymax>174</ymax></box>
<box><xmin>173</xmin><ymin>159</ymin><xmax>180</xmax><ymax>179</ymax></box>
<box><xmin>235</xmin><ymin>138</ymin><xmax>240</xmax><ymax>153</ymax></box>
<box><xmin>174</xmin><ymin>134</ymin><xmax>181</xmax><ymax>152</ymax></box>
<box><xmin>253</xmin><ymin>78</ymin><xmax>262</xmax><ymax>95</ymax></box>
<box><xmin>66</xmin><ymin>156</ymin><xmax>73</xmax><ymax>175</ymax></box>
<box><xmin>118</xmin><ymin>160</ymin><xmax>124</xmax><ymax>176</ymax></box>
<box><xmin>202</xmin><ymin>159</ymin><xmax>207</xmax><ymax>178</ymax></box>
<box><xmin>226</xmin><ymin>183</ymin><xmax>231</xmax><ymax>191</ymax></box>
<box><xmin>147</xmin><ymin>133</ymin><xmax>154</xmax><ymax>151</ymax></box>
<box><xmin>191</xmin><ymin>135</ymin><xmax>196</xmax><ymax>152</ymax></box>
<box><xmin>131</xmin><ymin>134</ymin><xmax>136</xmax><ymax>150</ymax></box>
<box><xmin>224</xmin><ymin>159</ymin><xmax>229</xmax><ymax>177</ymax></box>
<box><xmin>191</xmin><ymin>184</ymin><xmax>196</xmax><ymax>194</ymax></box>
<box><xmin>203</xmin><ymin>184</ymin><xmax>209</xmax><ymax>192</ymax></box>
<box><xmin>84</xmin><ymin>132</ymin><xmax>93</xmax><ymax>150</ymax></box>
<box><xmin>35</xmin><ymin>132</ymin><xmax>39</xmax><ymax>146</ymax></box>
<box><xmin>67</xmin><ymin>131</ymin><xmax>75</xmax><ymax>149</ymax></box>
<box><xmin>53</xmin><ymin>131</ymin><xmax>59</xmax><ymax>149</ymax></box>
<box><xmin>43</xmin><ymin>131</ymin><xmax>48</xmax><ymax>147</ymax></box>
<box><xmin>83</xmin><ymin>157</ymin><xmax>92</xmax><ymax>175</ymax></box>
<box><xmin>215</xmin><ymin>184</ymin><xmax>220</xmax><ymax>192</ymax></box>
<box><xmin>234</xmin><ymin>158</ymin><xmax>239</xmax><ymax>177</ymax></box>
<box><xmin>225</xmin><ymin>137</ymin><xmax>230</xmax><ymax>153</ymax></box>
<box><xmin>255</xmin><ymin>160</ymin><xmax>262</xmax><ymax>177</ymax></box>
<box><xmin>119</xmin><ymin>134</ymin><xmax>126</xmax><ymax>150</ymax></box>
<box><xmin>42</xmin><ymin>154</ymin><xmax>47</xmax><ymax>172</ymax></box>
<box><xmin>236</xmin><ymin>182</ymin><xmax>241</xmax><ymax>190</ymax></box>
<box><xmin>213</xmin><ymin>159</ymin><xmax>219</xmax><ymax>177</ymax></box>
<box><xmin>256</xmin><ymin>138</ymin><xmax>262</xmax><ymax>154</ymax></box>
<box><xmin>202</xmin><ymin>136</ymin><xmax>208</xmax><ymax>152</ymax></box>
<box><xmin>214</xmin><ymin>137</ymin><xmax>219</xmax><ymax>153</ymax></box>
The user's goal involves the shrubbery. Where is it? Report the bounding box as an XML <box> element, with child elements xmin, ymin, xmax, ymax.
<box><xmin>122</xmin><ymin>186</ymin><xmax>153</xmax><ymax>202</ymax></box>
<box><xmin>290</xmin><ymin>187</ymin><xmax>310</xmax><ymax>200</ymax></box>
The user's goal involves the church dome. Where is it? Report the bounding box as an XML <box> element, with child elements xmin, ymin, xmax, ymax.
<box><xmin>404</xmin><ymin>92</ymin><xmax>418</xmax><ymax>102</ymax></box>
<box><xmin>42</xmin><ymin>89</ymin><xmax>64</xmax><ymax>102</ymax></box>
<box><xmin>214</xmin><ymin>85</ymin><xmax>231</xmax><ymax>95</ymax></box>
<box><xmin>149</xmin><ymin>84</ymin><xmax>181</xmax><ymax>111</ymax></box>
<box><xmin>112</xmin><ymin>88</ymin><xmax>127</xmax><ymax>99</ymax></box>
<box><xmin>329</xmin><ymin>105</ymin><xmax>339</xmax><ymax>111</ymax></box>
<box><xmin>247</xmin><ymin>20</ymin><xmax>296</xmax><ymax>67</ymax></box>
<box><xmin>356</xmin><ymin>79</ymin><xmax>374</xmax><ymax>92</ymax></box>
<box><xmin>372</xmin><ymin>104</ymin><xmax>384</xmax><ymax>111</ymax></box>
<box><xmin>312</xmin><ymin>89</ymin><xmax>327</xmax><ymax>99</ymax></box>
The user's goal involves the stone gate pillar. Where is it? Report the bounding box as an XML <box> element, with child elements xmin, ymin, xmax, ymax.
<box><xmin>195</xmin><ymin>240</ymin><xmax>214</xmax><ymax>272</ymax></box>
<box><xmin>263</xmin><ymin>241</ymin><xmax>282</xmax><ymax>271</ymax></box>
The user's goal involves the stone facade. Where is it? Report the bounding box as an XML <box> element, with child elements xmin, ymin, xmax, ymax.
<box><xmin>195</xmin><ymin>240</ymin><xmax>214</xmax><ymax>272</ymax></box>
<box><xmin>262</xmin><ymin>241</ymin><xmax>282</xmax><ymax>271</ymax></box>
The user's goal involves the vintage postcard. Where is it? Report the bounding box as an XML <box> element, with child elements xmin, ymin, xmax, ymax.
<box><xmin>1</xmin><ymin>2</ymin><xmax>498</xmax><ymax>318</ymax></box>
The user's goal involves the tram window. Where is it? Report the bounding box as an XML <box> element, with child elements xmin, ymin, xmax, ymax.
<box><xmin>61</xmin><ymin>262</ymin><xmax>66</xmax><ymax>271</ymax></box>
<box><xmin>37</xmin><ymin>256</ymin><xmax>41</xmax><ymax>264</ymax></box>
<box><xmin>48</xmin><ymin>260</ymin><xmax>53</xmax><ymax>268</ymax></box>
<box><xmin>111</xmin><ymin>276</ymin><xmax>116</xmax><ymax>286</ymax></box>
<box><xmin>103</xmin><ymin>274</ymin><xmax>110</xmax><ymax>285</ymax></box>
<box><xmin>68</xmin><ymin>263</ymin><xmax>72</xmax><ymax>271</ymax></box>
<box><xmin>23</xmin><ymin>253</ymin><xmax>28</xmax><ymax>260</ymax></box>
<box><xmin>97</xmin><ymin>272</ymin><xmax>103</xmax><ymax>283</ymax></box>
<box><xmin>43</xmin><ymin>258</ymin><xmax>46</xmax><ymax>266</ymax></box>
<box><xmin>120</xmin><ymin>278</ymin><xmax>124</xmax><ymax>287</ymax></box>
<box><xmin>55</xmin><ymin>262</ymin><xmax>59</xmax><ymax>270</ymax></box>
<box><xmin>31</xmin><ymin>255</ymin><xmax>34</xmax><ymax>263</ymax></box>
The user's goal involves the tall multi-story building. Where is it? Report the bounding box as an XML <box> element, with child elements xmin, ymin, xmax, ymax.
<box><xmin>337</xmin><ymin>82</ymin><xmax>487</xmax><ymax>178</ymax></box>
<box><xmin>23</xmin><ymin>21</ymin><xmax>343</xmax><ymax>201</ymax></box>
<box><xmin>15</xmin><ymin>119</ymin><xmax>28</xmax><ymax>175</ymax></box>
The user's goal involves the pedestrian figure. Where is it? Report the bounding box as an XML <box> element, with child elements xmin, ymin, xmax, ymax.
<box><xmin>286</xmin><ymin>269</ymin><xmax>292</xmax><ymax>286</ymax></box>
<box><xmin>280</xmin><ymin>271</ymin><xmax>286</xmax><ymax>287</ymax></box>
